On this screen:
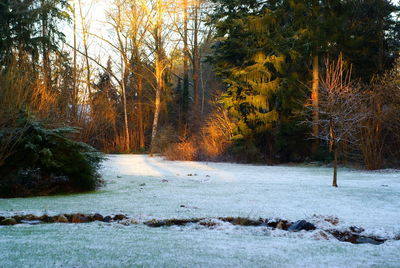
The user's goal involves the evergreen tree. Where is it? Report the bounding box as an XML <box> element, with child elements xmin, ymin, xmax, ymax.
<box><xmin>0</xmin><ymin>0</ymin><xmax>69</xmax><ymax>66</ymax></box>
<box><xmin>210</xmin><ymin>0</ymin><xmax>310</xmax><ymax>161</ymax></box>
<box><xmin>338</xmin><ymin>0</ymin><xmax>400</xmax><ymax>81</ymax></box>
<box><xmin>0</xmin><ymin>111</ymin><xmax>103</xmax><ymax>197</ymax></box>
<box><xmin>210</xmin><ymin>0</ymin><xmax>399</xmax><ymax>161</ymax></box>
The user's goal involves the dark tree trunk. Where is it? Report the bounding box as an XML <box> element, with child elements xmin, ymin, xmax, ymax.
<box><xmin>332</xmin><ymin>144</ymin><xmax>338</xmax><ymax>187</ymax></box>
<box><xmin>138</xmin><ymin>75</ymin><xmax>145</xmax><ymax>151</ymax></box>
<box><xmin>182</xmin><ymin>0</ymin><xmax>189</xmax><ymax>136</ymax></box>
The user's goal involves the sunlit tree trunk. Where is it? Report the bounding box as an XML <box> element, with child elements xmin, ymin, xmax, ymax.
<box><xmin>311</xmin><ymin>53</ymin><xmax>319</xmax><ymax>154</ymax></box>
<box><xmin>113</xmin><ymin>1</ymin><xmax>131</xmax><ymax>152</ymax></box>
<box><xmin>150</xmin><ymin>0</ymin><xmax>164</xmax><ymax>153</ymax></box>
<box><xmin>78</xmin><ymin>0</ymin><xmax>93</xmax><ymax>121</ymax></box>
<box><xmin>121</xmin><ymin>56</ymin><xmax>130</xmax><ymax>152</ymax></box>
<box><xmin>311</xmin><ymin>0</ymin><xmax>320</xmax><ymax>156</ymax></box>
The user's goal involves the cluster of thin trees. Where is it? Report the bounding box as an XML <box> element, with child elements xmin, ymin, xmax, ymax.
<box><xmin>65</xmin><ymin>0</ymin><xmax>217</xmax><ymax>153</ymax></box>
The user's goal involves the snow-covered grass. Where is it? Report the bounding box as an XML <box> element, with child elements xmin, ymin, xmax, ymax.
<box><xmin>1</xmin><ymin>154</ymin><xmax>399</xmax><ymax>267</ymax></box>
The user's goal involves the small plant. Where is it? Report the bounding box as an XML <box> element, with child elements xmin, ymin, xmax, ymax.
<box><xmin>199</xmin><ymin>107</ymin><xmax>234</xmax><ymax>159</ymax></box>
<box><xmin>164</xmin><ymin>138</ymin><xmax>197</xmax><ymax>161</ymax></box>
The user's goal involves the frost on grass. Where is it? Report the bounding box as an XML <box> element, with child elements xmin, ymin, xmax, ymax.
<box><xmin>1</xmin><ymin>155</ymin><xmax>400</xmax><ymax>267</ymax></box>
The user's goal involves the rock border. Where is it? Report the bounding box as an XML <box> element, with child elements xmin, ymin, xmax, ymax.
<box><xmin>0</xmin><ymin>214</ymin><xmax>393</xmax><ymax>245</ymax></box>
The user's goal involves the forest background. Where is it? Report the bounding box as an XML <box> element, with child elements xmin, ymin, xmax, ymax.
<box><xmin>1</xmin><ymin>0</ymin><xmax>400</xmax><ymax>173</ymax></box>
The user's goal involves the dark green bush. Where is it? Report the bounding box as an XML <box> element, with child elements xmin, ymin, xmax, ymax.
<box><xmin>0</xmin><ymin>112</ymin><xmax>104</xmax><ymax>197</ymax></box>
<box><xmin>229</xmin><ymin>138</ymin><xmax>264</xmax><ymax>163</ymax></box>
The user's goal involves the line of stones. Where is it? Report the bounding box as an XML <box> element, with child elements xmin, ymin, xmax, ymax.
<box><xmin>0</xmin><ymin>213</ymin><xmax>126</xmax><ymax>225</ymax></box>
<box><xmin>144</xmin><ymin>217</ymin><xmax>388</xmax><ymax>245</ymax></box>
<box><xmin>0</xmin><ymin>214</ymin><xmax>390</xmax><ymax>245</ymax></box>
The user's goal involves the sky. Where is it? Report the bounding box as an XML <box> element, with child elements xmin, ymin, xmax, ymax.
<box><xmin>63</xmin><ymin>0</ymin><xmax>111</xmax><ymax>69</ymax></box>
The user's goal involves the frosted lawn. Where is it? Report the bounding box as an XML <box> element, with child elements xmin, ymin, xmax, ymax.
<box><xmin>1</xmin><ymin>155</ymin><xmax>399</xmax><ymax>267</ymax></box>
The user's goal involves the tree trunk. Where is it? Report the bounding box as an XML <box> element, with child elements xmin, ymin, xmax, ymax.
<box><xmin>151</xmin><ymin>81</ymin><xmax>161</xmax><ymax>153</ymax></box>
<box><xmin>121</xmin><ymin>57</ymin><xmax>130</xmax><ymax>152</ymax></box>
<box><xmin>83</xmin><ymin>39</ymin><xmax>91</xmax><ymax>104</ymax></box>
<box><xmin>138</xmin><ymin>75</ymin><xmax>145</xmax><ymax>151</ymax></box>
<box><xmin>78</xmin><ymin>0</ymin><xmax>91</xmax><ymax>119</ymax></box>
<box><xmin>150</xmin><ymin>0</ymin><xmax>163</xmax><ymax>153</ymax></box>
<box><xmin>192</xmin><ymin>0</ymin><xmax>200</xmax><ymax>129</ymax></box>
<box><xmin>332</xmin><ymin>144</ymin><xmax>338</xmax><ymax>187</ymax></box>
<box><xmin>72</xmin><ymin>0</ymin><xmax>77</xmax><ymax>119</ymax></box>
<box><xmin>182</xmin><ymin>0</ymin><xmax>189</xmax><ymax>136</ymax></box>
<box><xmin>41</xmin><ymin>0</ymin><xmax>51</xmax><ymax>93</ymax></box>
<box><xmin>311</xmin><ymin>53</ymin><xmax>319</xmax><ymax>155</ymax></box>
<box><xmin>201</xmin><ymin>60</ymin><xmax>205</xmax><ymax>116</ymax></box>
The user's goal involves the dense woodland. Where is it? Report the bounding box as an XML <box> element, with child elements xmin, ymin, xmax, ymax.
<box><xmin>1</xmin><ymin>0</ymin><xmax>400</xmax><ymax>194</ymax></box>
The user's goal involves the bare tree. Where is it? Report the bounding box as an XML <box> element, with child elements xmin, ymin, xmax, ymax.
<box><xmin>127</xmin><ymin>1</ymin><xmax>150</xmax><ymax>151</ymax></box>
<box><xmin>309</xmin><ymin>56</ymin><xmax>367</xmax><ymax>187</ymax></box>
<box><xmin>147</xmin><ymin>0</ymin><xmax>179</xmax><ymax>153</ymax></box>
<box><xmin>98</xmin><ymin>0</ymin><xmax>134</xmax><ymax>152</ymax></box>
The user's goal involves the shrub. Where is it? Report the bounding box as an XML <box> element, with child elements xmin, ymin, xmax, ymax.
<box><xmin>0</xmin><ymin>112</ymin><xmax>104</xmax><ymax>197</ymax></box>
<box><xmin>199</xmin><ymin>107</ymin><xmax>233</xmax><ymax>160</ymax></box>
<box><xmin>164</xmin><ymin>138</ymin><xmax>197</xmax><ymax>161</ymax></box>
<box><xmin>229</xmin><ymin>138</ymin><xmax>264</xmax><ymax>163</ymax></box>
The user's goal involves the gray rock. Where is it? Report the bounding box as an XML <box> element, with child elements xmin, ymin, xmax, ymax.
<box><xmin>288</xmin><ymin>220</ymin><xmax>316</xmax><ymax>232</ymax></box>
<box><xmin>103</xmin><ymin>216</ymin><xmax>112</xmax><ymax>222</ymax></box>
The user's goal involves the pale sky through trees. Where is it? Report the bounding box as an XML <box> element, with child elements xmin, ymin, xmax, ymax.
<box><xmin>64</xmin><ymin>0</ymin><xmax>188</xmax><ymax>78</ymax></box>
<box><xmin>64</xmin><ymin>0</ymin><xmax>400</xmax><ymax>65</ymax></box>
